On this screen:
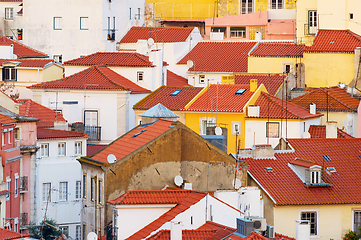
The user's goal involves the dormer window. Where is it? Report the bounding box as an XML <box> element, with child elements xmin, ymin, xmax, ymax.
<box><xmin>309</xmin><ymin>165</ymin><xmax>322</xmax><ymax>184</ymax></box>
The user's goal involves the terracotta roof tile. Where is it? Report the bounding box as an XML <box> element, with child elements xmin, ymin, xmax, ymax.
<box><xmin>120</xmin><ymin>26</ymin><xmax>195</xmax><ymax>43</ymax></box>
<box><xmin>248</xmin><ymin>92</ymin><xmax>323</xmax><ymax>119</ymax></box>
<box><xmin>185</xmin><ymin>84</ymin><xmax>255</xmax><ymax>113</ymax></box>
<box><xmin>166</xmin><ymin>70</ymin><xmax>189</xmax><ymax>87</ymax></box>
<box><xmin>227</xmin><ymin>232</ymin><xmax>295</xmax><ymax>240</ymax></box>
<box><xmin>250</xmin><ymin>43</ymin><xmax>304</xmax><ymax>57</ymax></box>
<box><xmin>177</xmin><ymin>42</ymin><xmax>257</xmax><ymax>72</ymax></box>
<box><xmin>133</xmin><ymin>86</ymin><xmax>202</xmax><ymax>111</ymax></box>
<box><xmin>290</xmin><ymin>86</ymin><xmax>360</xmax><ymax>112</ymax></box>
<box><xmin>235</xmin><ymin>73</ymin><xmax>285</xmax><ymax>96</ymax></box>
<box><xmin>198</xmin><ymin>221</ymin><xmax>236</xmax><ymax>240</ymax></box>
<box><xmin>308</xmin><ymin>125</ymin><xmax>354</xmax><ymax>138</ymax></box>
<box><xmin>37</xmin><ymin>128</ymin><xmax>88</xmax><ymax>140</ymax></box>
<box><xmin>0</xmin><ymin>113</ymin><xmax>16</xmax><ymax>125</ymax></box>
<box><xmin>246</xmin><ymin>138</ymin><xmax>361</xmax><ymax>205</ymax></box>
<box><xmin>0</xmin><ymin>59</ymin><xmax>56</xmax><ymax>68</ymax></box>
<box><xmin>64</xmin><ymin>52</ymin><xmax>154</xmax><ymax>67</ymax></box>
<box><xmin>28</xmin><ymin>66</ymin><xmax>151</xmax><ymax>93</ymax></box>
<box><xmin>146</xmin><ymin>229</ymin><xmax>217</xmax><ymax>239</ymax></box>
<box><xmin>304</xmin><ymin>29</ymin><xmax>361</xmax><ymax>53</ymax></box>
<box><xmin>0</xmin><ymin>36</ymin><xmax>47</xmax><ymax>58</ymax></box>
<box><xmin>87</xmin><ymin>144</ymin><xmax>107</xmax><ymax>156</ymax></box>
<box><xmin>91</xmin><ymin>119</ymin><xmax>174</xmax><ymax>163</ymax></box>
<box><xmin>18</xmin><ymin>99</ymin><xmax>66</xmax><ymax>128</ymax></box>
<box><xmin>0</xmin><ymin>228</ymin><xmax>30</xmax><ymax>240</ymax></box>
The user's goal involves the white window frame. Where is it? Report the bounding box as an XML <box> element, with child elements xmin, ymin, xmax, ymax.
<box><xmin>230</xmin><ymin>27</ymin><xmax>246</xmax><ymax>38</ymax></box>
<box><xmin>58</xmin><ymin>142</ymin><xmax>66</xmax><ymax>156</ymax></box>
<box><xmin>60</xmin><ymin>226</ymin><xmax>69</xmax><ymax>235</ymax></box>
<box><xmin>8</xmin><ymin>130</ymin><xmax>11</xmax><ymax>144</ymax></box>
<box><xmin>5</xmin><ymin>7</ymin><xmax>13</xmax><ymax>20</ymax></box>
<box><xmin>53</xmin><ymin>54</ymin><xmax>62</xmax><ymax>63</ymax></box>
<box><xmin>76</xmin><ymin>181</ymin><xmax>81</xmax><ymax>199</ymax></box>
<box><xmin>283</xmin><ymin>62</ymin><xmax>293</xmax><ymax>74</ymax></box>
<box><xmin>137</xmin><ymin>71</ymin><xmax>144</xmax><ymax>82</ymax></box>
<box><xmin>308</xmin><ymin>10</ymin><xmax>317</xmax><ymax>35</ymax></box>
<box><xmin>84</xmin><ymin>110</ymin><xmax>98</xmax><ymax>126</ymax></box>
<box><xmin>231</xmin><ymin>121</ymin><xmax>242</xmax><ymax>135</ymax></box>
<box><xmin>2</xmin><ymin>132</ymin><xmax>4</xmax><ymax>146</ymax></box>
<box><xmin>40</xmin><ymin>143</ymin><xmax>49</xmax><ymax>157</ymax></box>
<box><xmin>53</xmin><ymin>17</ymin><xmax>62</xmax><ymax>30</ymax></box>
<box><xmin>299</xmin><ymin>209</ymin><xmax>319</xmax><ymax>237</ymax></box>
<box><xmin>43</xmin><ymin>182</ymin><xmax>51</xmax><ymax>202</ymax></box>
<box><xmin>76</xmin><ymin>225</ymin><xmax>81</xmax><ymax>240</ymax></box>
<box><xmin>353</xmin><ymin>210</ymin><xmax>361</xmax><ymax>232</ymax></box>
<box><xmin>266</xmin><ymin>122</ymin><xmax>279</xmax><ymax>138</ymax></box>
<box><xmin>6</xmin><ymin>177</ymin><xmax>10</xmax><ymax>201</ymax></box>
<box><xmin>310</xmin><ymin>165</ymin><xmax>322</xmax><ymax>184</ymax></box>
<box><xmin>241</xmin><ymin>0</ymin><xmax>253</xmax><ymax>14</ymax></box>
<box><xmin>90</xmin><ymin>177</ymin><xmax>95</xmax><ymax>202</ymax></box>
<box><xmin>3</xmin><ymin>67</ymin><xmax>17</xmax><ymax>81</ymax></box>
<box><xmin>270</xmin><ymin>0</ymin><xmax>283</xmax><ymax>9</ymax></box>
<box><xmin>199</xmin><ymin>117</ymin><xmax>215</xmax><ymax>135</ymax></box>
<box><xmin>98</xmin><ymin>179</ymin><xmax>102</xmax><ymax>204</ymax></box>
<box><xmin>14</xmin><ymin>173</ymin><xmax>19</xmax><ymax>198</ymax></box>
<box><xmin>59</xmin><ymin>182</ymin><xmax>68</xmax><ymax>201</ymax></box>
<box><xmin>14</xmin><ymin>127</ymin><xmax>20</xmax><ymax>141</ymax></box>
<box><xmin>80</xmin><ymin>17</ymin><xmax>89</xmax><ymax>30</ymax></box>
<box><xmin>199</xmin><ymin>75</ymin><xmax>205</xmax><ymax>84</ymax></box>
<box><xmin>75</xmin><ymin>141</ymin><xmax>82</xmax><ymax>155</ymax></box>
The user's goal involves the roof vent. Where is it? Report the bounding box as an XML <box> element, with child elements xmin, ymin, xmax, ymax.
<box><xmin>326</xmin><ymin>167</ymin><xmax>336</xmax><ymax>174</ymax></box>
<box><xmin>131</xmin><ymin>129</ymin><xmax>146</xmax><ymax>138</ymax></box>
<box><xmin>264</xmin><ymin>167</ymin><xmax>273</xmax><ymax>173</ymax></box>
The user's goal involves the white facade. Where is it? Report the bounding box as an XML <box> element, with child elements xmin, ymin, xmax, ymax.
<box><xmin>245</xmin><ymin>118</ymin><xmax>321</xmax><ymax>148</ymax></box>
<box><xmin>0</xmin><ymin>1</ymin><xmax>23</xmax><ymax>39</ymax></box>
<box><xmin>22</xmin><ymin>0</ymin><xmax>145</xmax><ymax>62</ymax></box>
<box><xmin>187</xmin><ymin>72</ymin><xmax>232</xmax><ymax>87</ymax></box>
<box><xmin>36</xmin><ymin>136</ymin><xmax>87</xmax><ymax>240</ymax></box>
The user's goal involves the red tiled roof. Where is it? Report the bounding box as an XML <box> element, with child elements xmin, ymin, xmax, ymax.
<box><xmin>166</xmin><ymin>70</ymin><xmax>189</xmax><ymax>87</ymax></box>
<box><xmin>0</xmin><ymin>113</ymin><xmax>16</xmax><ymax>125</ymax></box>
<box><xmin>235</xmin><ymin>73</ymin><xmax>285</xmax><ymax>96</ymax></box>
<box><xmin>120</xmin><ymin>26</ymin><xmax>195</xmax><ymax>44</ymax></box>
<box><xmin>0</xmin><ymin>228</ymin><xmax>29</xmax><ymax>240</ymax></box>
<box><xmin>304</xmin><ymin>29</ymin><xmax>361</xmax><ymax>53</ymax></box>
<box><xmin>17</xmin><ymin>8</ymin><xmax>22</xmax><ymax>14</ymax></box>
<box><xmin>37</xmin><ymin>128</ymin><xmax>88</xmax><ymax>140</ymax></box>
<box><xmin>28</xmin><ymin>66</ymin><xmax>151</xmax><ymax>93</ymax></box>
<box><xmin>18</xmin><ymin>99</ymin><xmax>67</xmax><ymax>128</ymax></box>
<box><xmin>246</xmin><ymin>138</ymin><xmax>361</xmax><ymax>205</ymax></box>
<box><xmin>0</xmin><ymin>36</ymin><xmax>47</xmax><ymax>58</ymax></box>
<box><xmin>177</xmin><ymin>42</ymin><xmax>257</xmax><ymax>72</ymax></box>
<box><xmin>185</xmin><ymin>84</ymin><xmax>256</xmax><ymax>113</ymax></box>
<box><xmin>227</xmin><ymin>232</ymin><xmax>295</xmax><ymax>240</ymax></box>
<box><xmin>0</xmin><ymin>59</ymin><xmax>56</xmax><ymax>68</ymax></box>
<box><xmin>133</xmin><ymin>86</ymin><xmax>202</xmax><ymax>111</ymax></box>
<box><xmin>91</xmin><ymin>119</ymin><xmax>174</xmax><ymax>163</ymax></box>
<box><xmin>250</xmin><ymin>43</ymin><xmax>305</xmax><ymax>57</ymax></box>
<box><xmin>146</xmin><ymin>229</ymin><xmax>217</xmax><ymax>240</ymax></box>
<box><xmin>290</xmin><ymin>86</ymin><xmax>360</xmax><ymax>112</ymax></box>
<box><xmin>87</xmin><ymin>144</ymin><xmax>107</xmax><ymax>156</ymax></box>
<box><xmin>197</xmin><ymin>221</ymin><xmax>236</xmax><ymax>240</ymax></box>
<box><xmin>64</xmin><ymin>52</ymin><xmax>154</xmax><ymax>67</ymax></box>
<box><xmin>308</xmin><ymin>125</ymin><xmax>354</xmax><ymax>139</ymax></box>
<box><xmin>248</xmin><ymin>92</ymin><xmax>323</xmax><ymax>119</ymax></box>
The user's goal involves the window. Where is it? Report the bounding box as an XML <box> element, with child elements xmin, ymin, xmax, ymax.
<box><xmin>14</xmin><ymin>174</ymin><xmax>18</xmax><ymax>197</ymax></box>
<box><xmin>241</xmin><ymin>0</ymin><xmax>253</xmax><ymax>14</ymax></box>
<box><xmin>235</xmin><ymin>88</ymin><xmax>246</xmax><ymax>95</ymax></box>
<box><xmin>83</xmin><ymin>174</ymin><xmax>87</xmax><ymax>199</ymax></box>
<box><xmin>2</xmin><ymin>132</ymin><xmax>4</xmax><ymax>146</ymax></box>
<box><xmin>53</xmin><ymin>17</ymin><xmax>62</xmax><ymax>30</ymax></box>
<box><xmin>84</xmin><ymin>110</ymin><xmax>98</xmax><ymax>126</ymax></box>
<box><xmin>43</xmin><ymin>183</ymin><xmax>51</xmax><ymax>202</ymax></box>
<box><xmin>98</xmin><ymin>179</ymin><xmax>102</xmax><ymax>204</ymax></box>
<box><xmin>199</xmin><ymin>75</ymin><xmax>205</xmax><ymax>84</ymax></box>
<box><xmin>271</xmin><ymin>0</ymin><xmax>283</xmax><ymax>9</ymax></box>
<box><xmin>76</xmin><ymin>225</ymin><xmax>81</xmax><ymax>240</ymax></box>
<box><xmin>354</xmin><ymin>211</ymin><xmax>361</xmax><ymax>233</ymax></box>
<box><xmin>53</xmin><ymin>55</ymin><xmax>62</xmax><ymax>63</ymax></box>
<box><xmin>211</xmin><ymin>27</ymin><xmax>226</xmax><ymax>38</ymax></box>
<box><xmin>80</xmin><ymin>17</ymin><xmax>89</xmax><ymax>30</ymax></box>
<box><xmin>232</xmin><ymin>121</ymin><xmax>241</xmax><ymax>135</ymax></box>
<box><xmin>308</xmin><ymin>10</ymin><xmax>317</xmax><ymax>35</ymax></box>
<box><xmin>14</xmin><ymin>127</ymin><xmax>20</xmax><ymax>141</ymax></box>
<box><xmin>301</xmin><ymin>211</ymin><xmax>317</xmax><ymax>235</ymax></box>
<box><xmin>2</xmin><ymin>67</ymin><xmax>17</xmax><ymax>81</ymax></box>
<box><xmin>137</xmin><ymin>71</ymin><xmax>144</xmax><ymax>82</ymax></box>
<box><xmin>350</xmin><ymin>13</ymin><xmax>354</xmax><ymax>20</ymax></box>
<box><xmin>6</xmin><ymin>178</ymin><xmax>10</xmax><ymax>201</ymax></box>
<box><xmin>90</xmin><ymin>177</ymin><xmax>95</xmax><ymax>202</ymax></box>
<box><xmin>58</xmin><ymin>142</ymin><xmax>66</xmax><ymax>156</ymax></box>
<box><xmin>266</xmin><ymin>122</ymin><xmax>279</xmax><ymax>138</ymax></box>
<box><xmin>40</xmin><ymin>143</ymin><xmax>49</xmax><ymax>157</ymax></box>
<box><xmin>59</xmin><ymin>182</ymin><xmax>68</xmax><ymax>201</ymax></box>
<box><xmin>14</xmin><ymin>222</ymin><xmax>18</xmax><ymax>232</ymax></box>
<box><xmin>199</xmin><ymin>117</ymin><xmax>215</xmax><ymax>135</ymax></box>
<box><xmin>230</xmin><ymin>27</ymin><xmax>246</xmax><ymax>38</ymax></box>
<box><xmin>8</xmin><ymin>130</ymin><xmax>11</xmax><ymax>144</ymax></box>
<box><xmin>249</xmin><ymin>26</ymin><xmax>265</xmax><ymax>40</ymax></box>
<box><xmin>76</xmin><ymin>181</ymin><xmax>81</xmax><ymax>199</ymax></box>
<box><xmin>82</xmin><ymin>224</ymin><xmax>86</xmax><ymax>240</ymax></box>
<box><xmin>5</xmin><ymin>8</ymin><xmax>13</xmax><ymax>20</ymax></box>
<box><xmin>136</xmin><ymin>8</ymin><xmax>141</xmax><ymax>19</ymax></box>
<box><xmin>75</xmin><ymin>141</ymin><xmax>82</xmax><ymax>155</ymax></box>
<box><xmin>170</xmin><ymin>90</ymin><xmax>182</xmax><ymax>96</ymax></box>
<box><xmin>60</xmin><ymin>226</ymin><xmax>69</xmax><ymax>235</ymax></box>
<box><xmin>129</xmin><ymin>8</ymin><xmax>131</xmax><ymax>19</ymax></box>
<box><xmin>310</xmin><ymin>165</ymin><xmax>322</xmax><ymax>184</ymax></box>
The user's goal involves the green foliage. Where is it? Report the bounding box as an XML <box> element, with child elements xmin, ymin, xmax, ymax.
<box><xmin>28</xmin><ymin>218</ymin><xmax>63</xmax><ymax>240</ymax></box>
<box><xmin>343</xmin><ymin>227</ymin><xmax>361</xmax><ymax>240</ymax></box>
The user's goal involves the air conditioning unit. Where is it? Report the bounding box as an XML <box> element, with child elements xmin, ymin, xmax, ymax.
<box><xmin>266</xmin><ymin>224</ymin><xmax>275</xmax><ymax>238</ymax></box>
<box><xmin>244</xmin><ymin>216</ymin><xmax>267</xmax><ymax>231</ymax></box>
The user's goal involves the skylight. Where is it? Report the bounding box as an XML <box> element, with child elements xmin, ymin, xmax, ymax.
<box><xmin>170</xmin><ymin>89</ymin><xmax>182</xmax><ymax>96</ymax></box>
<box><xmin>323</xmin><ymin>155</ymin><xmax>332</xmax><ymax>161</ymax></box>
<box><xmin>265</xmin><ymin>167</ymin><xmax>273</xmax><ymax>173</ymax></box>
<box><xmin>329</xmin><ymin>40</ymin><xmax>335</xmax><ymax>44</ymax></box>
<box><xmin>235</xmin><ymin>89</ymin><xmax>246</xmax><ymax>95</ymax></box>
<box><xmin>326</xmin><ymin>167</ymin><xmax>336</xmax><ymax>173</ymax></box>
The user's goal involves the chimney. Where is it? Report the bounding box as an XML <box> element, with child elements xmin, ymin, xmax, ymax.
<box><xmin>295</xmin><ymin>220</ymin><xmax>310</xmax><ymax>240</ymax></box>
<box><xmin>247</xmin><ymin>105</ymin><xmax>260</xmax><ymax>117</ymax></box>
<box><xmin>149</xmin><ymin>49</ymin><xmax>164</xmax><ymax>90</ymax></box>
<box><xmin>170</xmin><ymin>221</ymin><xmax>182</xmax><ymax>240</ymax></box>
<box><xmin>250</xmin><ymin>79</ymin><xmax>258</xmax><ymax>92</ymax></box>
<box><xmin>251</xmin><ymin>145</ymin><xmax>274</xmax><ymax>159</ymax></box>
<box><xmin>309</xmin><ymin>103</ymin><xmax>316</xmax><ymax>114</ymax></box>
<box><xmin>326</xmin><ymin>121</ymin><xmax>337</xmax><ymax>138</ymax></box>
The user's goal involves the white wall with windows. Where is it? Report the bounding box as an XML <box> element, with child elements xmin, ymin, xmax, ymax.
<box><xmin>36</xmin><ymin>136</ymin><xmax>87</xmax><ymax>240</ymax></box>
<box><xmin>187</xmin><ymin>72</ymin><xmax>231</xmax><ymax>87</ymax></box>
<box><xmin>0</xmin><ymin>1</ymin><xmax>23</xmax><ymax>40</ymax></box>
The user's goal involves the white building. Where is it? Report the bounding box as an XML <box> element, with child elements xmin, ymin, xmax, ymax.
<box><xmin>36</xmin><ymin>128</ymin><xmax>88</xmax><ymax>240</ymax></box>
<box><xmin>0</xmin><ymin>0</ymin><xmax>23</xmax><ymax>39</ymax></box>
<box><xmin>22</xmin><ymin>0</ymin><xmax>145</xmax><ymax>62</ymax></box>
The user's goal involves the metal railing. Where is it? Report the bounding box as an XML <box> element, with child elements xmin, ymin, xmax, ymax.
<box><xmin>20</xmin><ymin>176</ymin><xmax>28</xmax><ymax>193</ymax></box>
<box><xmin>85</xmin><ymin>126</ymin><xmax>101</xmax><ymax>141</ymax></box>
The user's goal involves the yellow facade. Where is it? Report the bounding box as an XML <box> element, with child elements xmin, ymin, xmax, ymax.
<box><xmin>248</xmin><ymin>56</ymin><xmax>301</xmax><ymax>74</ymax></box>
<box><xmin>296</xmin><ymin>0</ymin><xmax>317</xmax><ymax>45</ymax></box>
<box><xmin>303</xmin><ymin>52</ymin><xmax>355</xmax><ymax>87</ymax></box>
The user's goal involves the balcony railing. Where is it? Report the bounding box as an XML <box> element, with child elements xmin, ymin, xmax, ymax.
<box><xmin>304</xmin><ymin>24</ymin><xmax>317</xmax><ymax>36</ymax></box>
<box><xmin>20</xmin><ymin>176</ymin><xmax>28</xmax><ymax>193</ymax></box>
<box><xmin>85</xmin><ymin>126</ymin><xmax>101</xmax><ymax>141</ymax></box>
<box><xmin>20</xmin><ymin>212</ymin><xmax>28</xmax><ymax>227</ymax></box>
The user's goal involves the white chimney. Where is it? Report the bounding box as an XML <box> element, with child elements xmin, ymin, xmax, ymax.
<box><xmin>170</xmin><ymin>221</ymin><xmax>182</xmax><ymax>240</ymax></box>
<box><xmin>248</xmin><ymin>106</ymin><xmax>260</xmax><ymax>117</ymax></box>
<box><xmin>295</xmin><ymin>220</ymin><xmax>310</xmax><ymax>240</ymax></box>
<box><xmin>326</xmin><ymin>121</ymin><xmax>337</xmax><ymax>138</ymax></box>
<box><xmin>309</xmin><ymin>103</ymin><xmax>316</xmax><ymax>114</ymax></box>
<box><xmin>149</xmin><ymin>49</ymin><xmax>164</xmax><ymax>90</ymax></box>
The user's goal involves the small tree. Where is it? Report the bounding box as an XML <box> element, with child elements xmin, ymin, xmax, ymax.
<box><xmin>28</xmin><ymin>218</ymin><xmax>63</xmax><ymax>240</ymax></box>
<box><xmin>343</xmin><ymin>227</ymin><xmax>361</xmax><ymax>240</ymax></box>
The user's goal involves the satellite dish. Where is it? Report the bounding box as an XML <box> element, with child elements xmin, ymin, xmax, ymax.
<box><xmin>147</xmin><ymin>38</ymin><xmax>154</xmax><ymax>47</ymax></box>
<box><xmin>186</xmin><ymin>60</ymin><xmax>194</xmax><ymax>68</ymax></box>
<box><xmin>215</xmin><ymin>127</ymin><xmax>222</xmax><ymax>135</ymax></box>
<box><xmin>107</xmin><ymin>154</ymin><xmax>116</xmax><ymax>163</ymax></box>
<box><xmin>174</xmin><ymin>175</ymin><xmax>183</xmax><ymax>187</ymax></box>
<box><xmin>87</xmin><ymin>232</ymin><xmax>97</xmax><ymax>240</ymax></box>
<box><xmin>232</xmin><ymin>178</ymin><xmax>241</xmax><ymax>189</ymax></box>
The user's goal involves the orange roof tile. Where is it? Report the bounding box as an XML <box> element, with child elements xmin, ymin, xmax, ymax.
<box><xmin>304</xmin><ymin>29</ymin><xmax>361</xmax><ymax>53</ymax></box>
<box><xmin>28</xmin><ymin>66</ymin><xmax>151</xmax><ymax>93</ymax></box>
<box><xmin>37</xmin><ymin>128</ymin><xmax>88</xmax><ymax>140</ymax></box>
<box><xmin>246</xmin><ymin>138</ymin><xmax>361</xmax><ymax>205</ymax></box>
<box><xmin>166</xmin><ymin>70</ymin><xmax>189</xmax><ymax>87</ymax></box>
<box><xmin>0</xmin><ymin>228</ymin><xmax>30</xmax><ymax>240</ymax></box>
<box><xmin>87</xmin><ymin>144</ymin><xmax>107</xmax><ymax>156</ymax></box>
<box><xmin>227</xmin><ymin>231</ymin><xmax>295</xmax><ymax>240</ymax></box>
<box><xmin>64</xmin><ymin>52</ymin><xmax>154</xmax><ymax>67</ymax></box>
<box><xmin>250</xmin><ymin>43</ymin><xmax>305</xmax><ymax>57</ymax></box>
<box><xmin>0</xmin><ymin>36</ymin><xmax>47</xmax><ymax>58</ymax></box>
<box><xmin>18</xmin><ymin>99</ymin><xmax>66</xmax><ymax>128</ymax></box>
<box><xmin>133</xmin><ymin>86</ymin><xmax>202</xmax><ymax>111</ymax></box>
<box><xmin>91</xmin><ymin>119</ymin><xmax>174</xmax><ymax>163</ymax></box>
<box><xmin>248</xmin><ymin>92</ymin><xmax>323</xmax><ymax>119</ymax></box>
<box><xmin>198</xmin><ymin>221</ymin><xmax>236</xmax><ymax>240</ymax></box>
<box><xmin>120</xmin><ymin>26</ymin><xmax>195</xmax><ymax>43</ymax></box>
<box><xmin>146</xmin><ymin>229</ymin><xmax>217</xmax><ymax>239</ymax></box>
<box><xmin>290</xmin><ymin>86</ymin><xmax>360</xmax><ymax>112</ymax></box>
<box><xmin>177</xmin><ymin>42</ymin><xmax>257</xmax><ymax>72</ymax></box>
<box><xmin>308</xmin><ymin>125</ymin><xmax>354</xmax><ymax>139</ymax></box>
<box><xmin>235</xmin><ymin>73</ymin><xmax>285</xmax><ymax>96</ymax></box>
<box><xmin>0</xmin><ymin>59</ymin><xmax>56</xmax><ymax>68</ymax></box>
<box><xmin>0</xmin><ymin>113</ymin><xmax>16</xmax><ymax>125</ymax></box>
<box><xmin>185</xmin><ymin>84</ymin><xmax>255</xmax><ymax>113</ymax></box>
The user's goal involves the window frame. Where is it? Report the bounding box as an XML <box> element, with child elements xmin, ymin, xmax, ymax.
<box><xmin>230</xmin><ymin>27</ymin><xmax>246</xmax><ymax>38</ymax></box>
<box><xmin>80</xmin><ymin>17</ymin><xmax>89</xmax><ymax>30</ymax></box>
<box><xmin>82</xmin><ymin>223</ymin><xmax>87</xmax><ymax>240</ymax></box>
<box><xmin>90</xmin><ymin>177</ymin><xmax>95</xmax><ymax>202</ymax></box>
<box><xmin>270</xmin><ymin>0</ymin><xmax>283</xmax><ymax>9</ymax></box>
<box><xmin>53</xmin><ymin>17</ymin><xmax>63</xmax><ymax>30</ymax></box>
<box><xmin>98</xmin><ymin>179</ymin><xmax>102</xmax><ymax>205</ymax></box>
<box><xmin>6</xmin><ymin>177</ymin><xmax>10</xmax><ymax>201</ymax></box>
<box><xmin>84</xmin><ymin>110</ymin><xmax>98</xmax><ymax>126</ymax></box>
<box><xmin>40</xmin><ymin>143</ymin><xmax>49</xmax><ymax>157</ymax></box>
<box><xmin>211</xmin><ymin>27</ymin><xmax>226</xmax><ymax>38</ymax></box>
<box><xmin>75</xmin><ymin>141</ymin><xmax>82</xmax><ymax>155</ymax></box>
<box><xmin>199</xmin><ymin>75</ymin><xmax>205</xmax><ymax>84</ymax></box>
<box><xmin>308</xmin><ymin>10</ymin><xmax>317</xmax><ymax>35</ymax></box>
<box><xmin>266</xmin><ymin>122</ymin><xmax>280</xmax><ymax>138</ymax></box>
<box><xmin>59</xmin><ymin>181</ymin><xmax>68</xmax><ymax>201</ymax></box>
<box><xmin>76</xmin><ymin>225</ymin><xmax>81</xmax><ymax>240</ymax></box>
<box><xmin>231</xmin><ymin>121</ymin><xmax>242</xmax><ymax>135</ymax></box>
<box><xmin>53</xmin><ymin>54</ymin><xmax>62</xmax><ymax>63</ymax></box>
<box><xmin>14</xmin><ymin>127</ymin><xmax>20</xmax><ymax>141</ymax></box>
<box><xmin>353</xmin><ymin>210</ymin><xmax>361</xmax><ymax>233</ymax></box>
<box><xmin>14</xmin><ymin>174</ymin><xmax>19</xmax><ymax>197</ymax></box>
<box><xmin>241</xmin><ymin>0</ymin><xmax>253</xmax><ymax>14</ymax></box>
<box><xmin>43</xmin><ymin>182</ymin><xmax>51</xmax><ymax>202</ymax></box>
<box><xmin>300</xmin><ymin>210</ymin><xmax>318</xmax><ymax>236</ymax></box>
<box><xmin>5</xmin><ymin>7</ymin><xmax>13</xmax><ymax>20</ymax></box>
<box><xmin>83</xmin><ymin>173</ymin><xmax>87</xmax><ymax>199</ymax></box>
<box><xmin>76</xmin><ymin>180</ymin><xmax>81</xmax><ymax>199</ymax></box>
<box><xmin>199</xmin><ymin>117</ymin><xmax>215</xmax><ymax>135</ymax></box>
<box><xmin>58</xmin><ymin>142</ymin><xmax>66</xmax><ymax>156</ymax></box>
<box><xmin>60</xmin><ymin>226</ymin><xmax>69</xmax><ymax>235</ymax></box>
<box><xmin>137</xmin><ymin>71</ymin><xmax>144</xmax><ymax>82</ymax></box>
<box><xmin>2</xmin><ymin>66</ymin><xmax>17</xmax><ymax>81</ymax></box>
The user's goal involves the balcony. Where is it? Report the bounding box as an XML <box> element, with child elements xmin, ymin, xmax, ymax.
<box><xmin>20</xmin><ymin>212</ymin><xmax>28</xmax><ymax>228</ymax></box>
<box><xmin>304</xmin><ymin>24</ymin><xmax>317</xmax><ymax>36</ymax></box>
<box><xmin>20</xmin><ymin>176</ymin><xmax>28</xmax><ymax>193</ymax></box>
<box><xmin>85</xmin><ymin>126</ymin><xmax>101</xmax><ymax>141</ymax></box>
